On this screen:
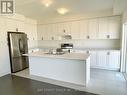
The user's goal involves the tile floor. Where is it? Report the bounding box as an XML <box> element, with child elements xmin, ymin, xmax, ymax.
<box><xmin>13</xmin><ymin>68</ymin><xmax>127</xmax><ymax>95</ymax></box>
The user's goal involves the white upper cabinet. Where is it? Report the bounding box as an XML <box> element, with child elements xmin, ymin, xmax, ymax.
<box><xmin>25</xmin><ymin>23</ymin><xmax>37</xmax><ymax>40</ymax></box>
<box><xmin>79</xmin><ymin>20</ymin><xmax>88</xmax><ymax>39</ymax></box>
<box><xmin>63</xmin><ymin>22</ymin><xmax>71</xmax><ymax>35</ymax></box>
<box><xmin>108</xmin><ymin>16</ymin><xmax>121</xmax><ymax>39</ymax></box>
<box><xmin>37</xmin><ymin>16</ymin><xmax>121</xmax><ymax>40</ymax></box>
<box><xmin>71</xmin><ymin>21</ymin><xmax>80</xmax><ymax>39</ymax></box>
<box><xmin>52</xmin><ymin>24</ymin><xmax>59</xmax><ymax>40</ymax></box>
<box><xmin>98</xmin><ymin>17</ymin><xmax>108</xmax><ymax>39</ymax></box>
<box><xmin>88</xmin><ymin>19</ymin><xmax>98</xmax><ymax>39</ymax></box>
<box><xmin>7</xmin><ymin>19</ymin><xmax>24</xmax><ymax>32</ymax></box>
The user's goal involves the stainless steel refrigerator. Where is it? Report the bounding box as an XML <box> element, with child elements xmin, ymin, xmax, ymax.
<box><xmin>8</xmin><ymin>32</ymin><xmax>29</xmax><ymax>73</ymax></box>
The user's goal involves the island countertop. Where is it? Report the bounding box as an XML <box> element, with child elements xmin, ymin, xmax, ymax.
<box><xmin>23</xmin><ymin>51</ymin><xmax>90</xmax><ymax>61</ymax></box>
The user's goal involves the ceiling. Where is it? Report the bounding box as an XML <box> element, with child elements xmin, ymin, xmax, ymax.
<box><xmin>15</xmin><ymin>0</ymin><xmax>127</xmax><ymax>21</ymax></box>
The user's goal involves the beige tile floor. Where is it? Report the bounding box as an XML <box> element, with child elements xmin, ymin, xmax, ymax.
<box><xmin>13</xmin><ymin>68</ymin><xmax>127</xmax><ymax>95</ymax></box>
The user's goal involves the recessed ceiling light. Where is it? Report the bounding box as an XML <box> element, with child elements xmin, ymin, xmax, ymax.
<box><xmin>57</xmin><ymin>8</ymin><xmax>69</xmax><ymax>15</ymax></box>
<box><xmin>41</xmin><ymin>0</ymin><xmax>53</xmax><ymax>7</ymax></box>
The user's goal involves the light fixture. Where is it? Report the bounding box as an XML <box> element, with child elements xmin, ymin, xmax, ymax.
<box><xmin>41</xmin><ymin>0</ymin><xmax>53</xmax><ymax>7</ymax></box>
<box><xmin>57</xmin><ymin>8</ymin><xmax>69</xmax><ymax>15</ymax></box>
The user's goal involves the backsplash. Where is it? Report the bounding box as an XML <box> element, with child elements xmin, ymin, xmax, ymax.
<box><xmin>37</xmin><ymin>39</ymin><xmax>121</xmax><ymax>50</ymax></box>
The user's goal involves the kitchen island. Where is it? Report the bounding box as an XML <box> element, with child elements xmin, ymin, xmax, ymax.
<box><xmin>23</xmin><ymin>51</ymin><xmax>90</xmax><ymax>86</ymax></box>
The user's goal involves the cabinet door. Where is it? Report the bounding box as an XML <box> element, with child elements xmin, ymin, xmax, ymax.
<box><xmin>25</xmin><ymin>23</ymin><xmax>37</xmax><ymax>40</ymax></box>
<box><xmin>108</xmin><ymin>16</ymin><xmax>121</xmax><ymax>39</ymax></box>
<box><xmin>37</xmin><ymin>25</ymin><xmax>46</xmax><ymax>40</ymax></box>
<box><xmin>52</xmin><ymin>24</ymin><xmax>59</xmax><ymax>40</ymax></box>
<box><xmin>97</xmin><ymin>51</ymin><xmax>107</xmax><ymax>68</ymax></box>
<box><xmin>88</xmin><ymin>19</ymin><xmax>98</xmax><ymax>39</ymax></box>
<box><xmin>80</xmin><ymin>20</ymin><xmax>88</xmax><ymax>39</ymax></box>
<box><xmin>7</xmin><ymin>19</ymin><xmax>24</xmax><ymax>32</ymax></box>
<box><xmin>71</xmin><ymin>21</ymin><xmax>80</xmax><ymax>39</ymax></box>
<box><xmin>89</xmin><ymin>51</ymin><xmax>97</xmax><ymax>68</ymax></box>
<box><xmin>45</xmin><ymin>24</ymin><xmax>53</xmax><ymax>40</ymax></box>
<box><xmin>7</xmin><ymin>19</ymin><xmax>17</xmax><ymax>32</ymax></box>
<box><xmin>108</xmin><ymin>51</ymin><xmax>120</xmax><ymax>70</ymax></box>
<box><xmin>57</xmin><ymin>23</ymin><xmax>64</xmax><ymax>37</ymax></box>
<box><xmin>63</xmin><ymin>22</ymin><xmax>71</xmax><ymax>35</ymax></box>
<box><xmin>98</xmin><ymin>18</ymin><xmax>108</xmax><ymax>39</ymax></box>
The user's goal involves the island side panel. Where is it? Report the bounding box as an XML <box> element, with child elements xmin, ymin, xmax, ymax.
<box><xmin>85</xmin><ymin>57</ymin><xmax>90</xmax><ymax>84</ymax></box>
<box><xmin>29</xmin><ymin>56</ymin><xmax>90</xmax><ymax>86</ymax></box>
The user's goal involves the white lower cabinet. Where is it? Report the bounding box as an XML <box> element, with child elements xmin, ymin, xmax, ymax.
<box><xmin>79</xmin><ymin>50</ymin><xmax>120</xmax><ymax>70</ymax></box>
<box><xmin>93</xmin><ymin>50</ymin><xmax>120</xmax><ymax>70</ymax></box>
<box><xmin>107</xmin><ymin>51</ymin><xmax>120</xmax><ymax>70</ymax></box>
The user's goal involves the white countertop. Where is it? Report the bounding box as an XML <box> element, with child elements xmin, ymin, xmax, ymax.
<box><xmin>23</xmin><ymin>51</ymin><xmax>90</xmax><ymax>61</ymax></box>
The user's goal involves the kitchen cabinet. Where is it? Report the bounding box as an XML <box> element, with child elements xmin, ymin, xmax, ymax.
<box><xmin>73</xmin><ymin>50</ymin><xmax>120</xmax><ymax>70</ymax></box>
<box><xmin>89</xmin><ymin>51</ymin><xmax>97</xmax><ymax>68</ymax></box>
<box><xmin>108</xmin><ymin>16</ymin><xmax>121</xmax><ymax>39</ymax></box>
<box><xmin>7</xmin><ymin>19</ymin><xmax>24</xmax><ymax>32</ymax></box>
<box><xmin>52</xmin><ymin>24</ymin><xmax>60</xmax><ymax>40</ymax></box>
<box><xmin>97</xmin><ymin>51</ymin><xmax>108</xmax><ymax>68</ymax></box>
<box><xmin>107</xmin><ymin>51</ymin><xmax>120</xmax><ymax>70</ymax></box>
<box><xmin>25</xmin><ymin>23</ymin><xmax>37</xmax><ymax>40</ymax></box>
<box><xmin>88</xmin><ymin>19</ymin><xmax>98</xmax><ymax>39</ymax></box>
<box><xmin>71</xmin><ymin>21</ymin><xmax>80</xmax><ymax>39</ymax></box>
<box><xmin>98</xmin><ymin>17</ymin><xmax>108</xmax><ymax>39</ymax></box>
<box><xmin>98</xmin><ymin>16</ymin><xmax>121</xmax><ymax>39</ymax></box>
<box><xmin>96</xmin><ymin>50</ymin><xmax>120</xmax><ymax>70</ymax></box>
<box><xmin>37</xmin><ymin>16</ymin><xmax>121</xmax><ymax>40</ymax></box>
<box><xmin>80</xmin><ymin>20</ymin><xmax>88</xmax><ymax>39</ymax></box>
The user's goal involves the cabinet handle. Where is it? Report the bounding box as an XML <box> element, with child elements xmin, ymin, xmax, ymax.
<box><xmin>42</xmin><ymin>37</ymin><xmax>43</xmax><ymax>40</ymax></box>
<box><xmin>51</xmin><ymin>37</ymin><xmax>54</xmax><ymax>40</ymax></box>
<box><xmin>107</xmin><ymin>35</ymin><xmax>110</xmax><ymax>39</ymax></box>
<box><xmin>63</xmin><ymin>29</ymin><xmax>66</xmax><ymax>33</ymax></box>
<box><xmin>16</xmin><ymin>28</ymin><xmax>18</xmax><ymax>32</ymax></box>
<box><xmin>87</xmin><ymin>35</ymin><xmax>90</xmax><ymax>39</ymax></box>
<box><xmin>86</xmin><ymin>51</ymin><xmax>89</xmax><ymax>54</ymax></box>
<box><xmin>107</xmin><ymin>52</ymin><xmax>110</xmax><ymax>55</ymax></box>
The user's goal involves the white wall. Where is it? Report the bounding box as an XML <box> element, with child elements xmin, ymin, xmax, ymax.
<box><xmin>0</xmin><ymin>14</ymin><xmax>37</xmax><ymax>77</ymax></box>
